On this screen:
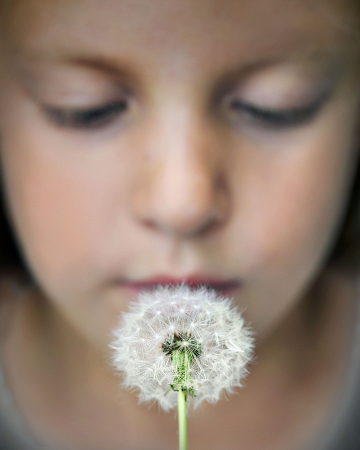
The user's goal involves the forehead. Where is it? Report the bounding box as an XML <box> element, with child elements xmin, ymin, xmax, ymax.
<box><xmin>1</xmin><ymin>0</ymin><xmax>359</xmax><ymax>73</ymax></box>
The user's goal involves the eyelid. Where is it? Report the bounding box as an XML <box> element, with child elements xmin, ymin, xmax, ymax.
<box><xmin>217</xmin><ymin>56</ymin><xmax>345</xmax><ymax>106</ymax></box>
<box><xmin>227</xmin><ymin>89</ymin><xmax>332</xmax><ymax>128</ymax></box>
<box><xmin>42</xmin><ymin>100</ymin><xmax>128</xmax><ymax>129</ymax></box>
<box><xmin>232</xmin><ymin>99</ymin><xmax>325</xmax><ymax>125</ymax></box>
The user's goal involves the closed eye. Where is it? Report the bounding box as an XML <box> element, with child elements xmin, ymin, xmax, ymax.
<box><xmin>43</xmin><ymin>100</ymin><xmax>129</xmax><ymax>129</ymax></box>
<box><xmin>229</xmin><ymin>98</ymin><xmax>326</xmax><ymax>128</ymax></box>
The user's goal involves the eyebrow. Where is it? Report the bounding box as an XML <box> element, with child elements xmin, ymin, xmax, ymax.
<box><xmin>14</xmin><ymin>43</ymin><xmax>351</xmax><ymax>89</ymax></box>
<box><xmin>11</xmin><ymin>51</ymin><xmax>138</xmax><ymax>93</ymax></box>
<box><xmin>46</xmin><ymin>49</ymin><xmax>348</xmax><ymax>80</ymax></box>
<box><xmin>224</xmin><ymin>51</ymin><xmax>348</xmax><ymax>80</ymax></box>
<box><xmin>62</xmin><ymin>56</ymin><xmax>130</xmax><ymax>77</ymax></box>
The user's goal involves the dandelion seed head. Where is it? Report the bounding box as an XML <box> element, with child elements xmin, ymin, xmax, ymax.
<box><xmin>110</xmin><ymin>284</ymin><xmax>254</xmax><ymax>411</ymax></box>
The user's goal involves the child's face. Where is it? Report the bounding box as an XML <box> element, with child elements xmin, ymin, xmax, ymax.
<box><xmin>0</xmin><ymin>0</ymin><xmax>359</xmax><ymax>351</ymax></box>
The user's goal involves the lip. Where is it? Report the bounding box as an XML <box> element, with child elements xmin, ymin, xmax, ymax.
<box><xmin>120</xmin><ymin>276</ymin><xmax>242</xmax><ymax>296</ymax></box>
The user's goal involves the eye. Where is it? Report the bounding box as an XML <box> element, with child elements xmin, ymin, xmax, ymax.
<box><xmin>42</xmin><ymin>100</ymin><xmax>129</xmax><ymax>129</ymax></box>
<box><xmin>228</xmin><ymin>98</ymin><xmax>325</xmax><ymax>129</ymax></box>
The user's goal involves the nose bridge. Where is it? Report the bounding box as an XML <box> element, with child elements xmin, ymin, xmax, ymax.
<box><xmin>131</xmin><ymin>103</ymin><xmax>228</xmax><ymax>236</ymax></box>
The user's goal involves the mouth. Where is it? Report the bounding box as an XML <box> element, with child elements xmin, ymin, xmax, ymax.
<box><xmin>120</xmin><ymin>276</ymin><xmax>242</xmax><ymax>296</ymax></box>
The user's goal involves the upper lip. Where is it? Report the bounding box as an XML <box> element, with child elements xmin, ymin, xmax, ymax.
<box><xmin>121</xmin><ymin>275</ymin><xmax>242</xmax><ymax>293</ymax></box>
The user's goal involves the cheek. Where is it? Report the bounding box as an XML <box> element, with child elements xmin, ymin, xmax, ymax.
<box><xmin>0</xmin><ymin>92</ymin><xmax>92</xmax><ymax>291</ymax></box>
<box><xmin>0</xmin><ymin>122</ymin><xmax>132</xmax><ymax>296</ymax></box>
<box><xmin>2</xmin><ymin>150</ymin><xmax>92</xmax><ymax>288</ymax></box>
<box><xmin>239</xmin><ymin>115</ymin><xmax>358</xmax><ymax>273</ymax></box>
<box><xmin>278</xmin><ymin>149</ymin><xmax>354</xmax><ymax>272</ymax></box>
<box><xmin>227</xmin><ymin>115</ymin><xmax>359</xmax><ymax>337</ymax></box>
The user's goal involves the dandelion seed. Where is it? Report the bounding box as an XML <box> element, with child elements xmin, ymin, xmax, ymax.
<box><xmin>110</xmin><ymin>284</ymin><xmax>254</xmax><ymax>411</ymax></box>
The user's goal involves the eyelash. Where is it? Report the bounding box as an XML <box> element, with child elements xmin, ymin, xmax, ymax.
<box><xmin>42</xmin><ymin>96</ymin><xmax>324</xmax><ymax>131</ymax></box>
<box><xmin>229</xmin><ymin>99</ymin><xmax>323</xmax><ymax>128</ymax></box>
<box><xmin>43</xmin><ymin>100</ymin><xmax>128</xmax><ymax>129</ymax></box>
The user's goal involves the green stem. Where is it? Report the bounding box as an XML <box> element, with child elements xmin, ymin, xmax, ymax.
<box><xmin>178</xmin><ymin>389</ymin><xmax>187</xmax><ymax>450</ymax></box>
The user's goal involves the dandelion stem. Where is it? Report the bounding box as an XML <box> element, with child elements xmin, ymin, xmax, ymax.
<box><xmin>171</xmin><ymin>349</ymin><xmax>190</xmax><ymax>450</ymax></box>
<box><xmin>177</xmin><ymin>389</ymin><xmax>187</xmax><ymax>450</ymax></box>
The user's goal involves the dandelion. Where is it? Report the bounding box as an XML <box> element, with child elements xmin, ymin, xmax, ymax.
<box><xmin>110</xmin><ymin>284</ymin><xmax>254</xmax><ymax>449</ymax></box>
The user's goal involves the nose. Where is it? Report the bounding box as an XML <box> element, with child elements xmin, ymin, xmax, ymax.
<box><xmin>131</xmin><ymin>112</ymin><xmax>229</xmax><ymax>237</ymax></box>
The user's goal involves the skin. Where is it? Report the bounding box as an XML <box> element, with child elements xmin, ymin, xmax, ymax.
<box><xmin>0</xmin><ymin>0</ymin><xmax>359</xmax><ymax>449</ymax></box>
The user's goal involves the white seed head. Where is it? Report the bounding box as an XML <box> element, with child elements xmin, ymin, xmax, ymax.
<box><xmin>110</xmin><ymin>285</ymin><xmax>254</xmax><ymax>411</ymax></box>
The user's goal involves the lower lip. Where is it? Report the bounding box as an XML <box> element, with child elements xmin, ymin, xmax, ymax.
<box><xmin>121</xmin><ymin>279</ymin><xmax>241</xmax><ymax>297</ymax></box>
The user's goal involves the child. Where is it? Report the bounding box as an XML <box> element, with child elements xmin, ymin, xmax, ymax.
<box><xmin>0</xmin><ymin>0</ymin><xmax>360</xmax><ymax>448</ymax></box>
